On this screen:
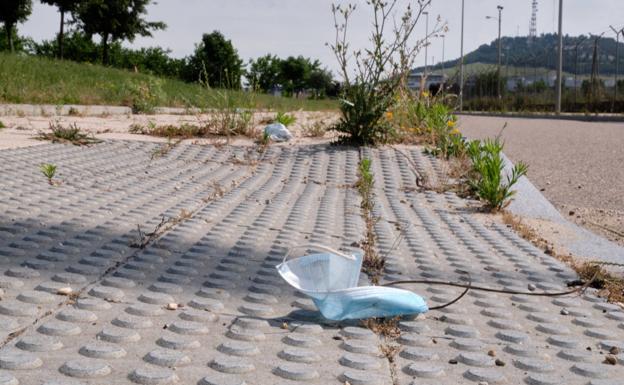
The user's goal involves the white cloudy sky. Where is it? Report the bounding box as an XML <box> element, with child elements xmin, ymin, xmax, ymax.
<box><xmin>19</xmin><ymin>0</ymin><xmax>624</xmax><ymax>74</ymax></box>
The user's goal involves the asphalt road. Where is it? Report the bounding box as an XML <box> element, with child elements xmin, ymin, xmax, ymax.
<box><xmin>459</xmin><ymin>115</ymin><xmax>624</xmax><ymax>245</ymax></box>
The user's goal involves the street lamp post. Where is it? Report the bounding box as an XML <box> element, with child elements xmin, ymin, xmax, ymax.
<box><xmin>609</xmin><ymin>25</ymin><xmax>622</xmax><ymax>112</ymax></box>
<box><xmin>555</xmin><ymin>0</ymin><xmax>563</xmax><ymax>114</ymax></box>
<box><xmin>424</xmin><ymin>11</ymin><xmax>429</xmax><ymax>79</ymax></box>
<box><xmin>486</xmin><ymin>5</ymin><xmax>503</xmax><ymax>99</ymax></box>
<box><xmin>459</xmin><ymin>0</ymin><xmax>465</xmax><ymax>111</ymax></box>
<box><xmin>440</xmin><ymin>35</ymin><xmax>446</xmax><ymax>88</ymax></box>
<box><xmin>574</xmin><ymin>36</ymin><xmax>586</xmax><ymax>105</ymax></box>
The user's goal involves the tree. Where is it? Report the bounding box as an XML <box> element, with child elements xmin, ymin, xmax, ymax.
<box><xmin>185</xmin><ymin>31</ymin><xmax>243</xmax><ymax>89</ymax></box>
<box><xmin>246</xmin><ymin>54</ymin><xmax>280</xmax><ymax>92</ymax></box>
<box><xmin>76</xmin><ymin>0</ymin><xmax>165</xmax><ymax>65</ymax></box>
<box><xmin>279</xmin><ymin>56</ymin><xmax>313</xmax><ymax>95</ymax></box>
<box><xmin>40</xmin><ymin>0</ymin><xmax>82</xmax><ymax>59</ymax></box>
<box><xmin>0</xmin><ymin>0</ymin><xmax>32</xmax><ymax>52</ymax></box>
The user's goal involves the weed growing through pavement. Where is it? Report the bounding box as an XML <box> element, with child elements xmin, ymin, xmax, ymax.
<box><xmin>151</xmin><ymin>138</ymin><xmax>182</xmax><ymax>160</ymax></box>
<box><xmin>0</xmin><ymin>120</ymin><xmax>5</xmax><ymax>129</ymax></box>
<box><xmin>40</xmin><ymin>163</ymin><xmax>57</xmax><ymax>185</ymax></box>
<box><xmin>131</xmin><ymin>209</ymin><xmax>192</xmax><ymax>249</ymax></box>
<box><xmin>37</xmin><ymin>122</ymin><xmax>101</xmax><ymax>146</ymax></box>
<box><xmin>467</xmin><ymin>137</ymin><xmax>528</xmax><ymax>211</ymax></box>
<box><xmin>356</xmin><ymin>157</ymin><xmax>384</xmax><ymax>283</ymax></box>
<box><xmin>330</xmin><ymin>0</ymin><xmax>438</xmax><ymax>145</ymax></box>
<box><xmin>275</xmin><ymin>111</ymin><xmax>296</xmax><ymax>127</ymax></box>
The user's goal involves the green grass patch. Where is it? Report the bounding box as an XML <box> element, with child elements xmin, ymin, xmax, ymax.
<box><xmin>0</xmin><ymin>53</ymin><xmax>337</xmax><ymax>111</ymax></box>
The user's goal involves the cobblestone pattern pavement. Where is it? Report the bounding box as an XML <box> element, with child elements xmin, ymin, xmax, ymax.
<box><xmin>0</xmin><ymin>141</ymin><xmax>623</xmax><ymax>385</ymax></box>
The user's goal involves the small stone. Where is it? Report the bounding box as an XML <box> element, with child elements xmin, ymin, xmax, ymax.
<box><xmin>560</xmin><ymin>308</ymin><xmax>570</xmax><ymax>315</ymax></box>
<box><xmin>495</xmin><ymin>359</ymin><xmax>505</xmax><ymax>367</ymax></box>
<box><xmin>604</xmin><ymin>355</ymin><xmax>617</xmax><ymax>365</ymax></box>
<box><xmin>57</xmin><ymin>287</ymin><xmax>72</xmax><ymax>295</ymax></box>
<box><xmin>166</xmin><ymin>303</ymin><xmax>178</xmax><ymax>310</ymax></box>
<box><xmin>449</xmin><ymin>359</ymin><xmax>458</xmax><ymax>364</ymax></box>
<box><xmin>528</xmin><ymin>284</ymin><xmax>536</xmax><ymax>291</ymax></box>
<box><xmin>609</xmin><ymin>346</ymin><xmax>621</xmax><ymax>355</ymax></box>
<box><xmin>487</xmin><ymin>350</ymin><xmax>496</xmax><ymax>357</ymax></box>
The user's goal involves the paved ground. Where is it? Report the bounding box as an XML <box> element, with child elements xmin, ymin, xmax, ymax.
<box><xmin>459</xmin><ymin>115</ymin><xmax>624</xmax><ymax>247</ymax></box>
<box><xmin>0</xmin><ymin>140</ymin><xmax>623</xmax><ymax>385</ymax></box>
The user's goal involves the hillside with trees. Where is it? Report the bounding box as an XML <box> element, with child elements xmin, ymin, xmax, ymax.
<box><xmin>421</xmin><ymin>34</ymin><xmax>624</xmax><ymax>76</ymax></box>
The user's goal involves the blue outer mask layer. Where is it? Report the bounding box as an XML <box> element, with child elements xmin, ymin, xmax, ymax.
<box><xmin>277</xmin><ymin>251</ymin><xmax>428</xmax><ymax>321</ymax></box>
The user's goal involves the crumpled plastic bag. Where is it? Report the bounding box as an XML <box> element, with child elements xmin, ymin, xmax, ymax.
<box><xmin>276</xmin><ymin>246</ymin><xmax>428</xmax><ymax>321</ymax></box>
<box><xmin>264</xmin><ymin>123</ymin><xmax>293</xmax><ymax>142</ymax></box>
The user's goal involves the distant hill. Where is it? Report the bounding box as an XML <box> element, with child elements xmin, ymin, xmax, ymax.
<box><xmin>418</xmin><ymin>33</ymin><xmax>624</xmax><ymax>76</ymax></box>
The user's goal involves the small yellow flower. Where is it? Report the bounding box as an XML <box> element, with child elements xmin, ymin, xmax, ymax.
<box><xmin>451</xmin><ymin>128</ymin><xmax>461</xmax><ymax>135</ymax></box>
<box><xmin>385</xmin><ymin>111</ymin><xmax>394</xmax><ymax>120</ymax></box>
<box><xmin>447</xmin><ymin>120</ymin><xmax>456</xmax><ymax>128</ymax></box>
<box><xmin>421</xmin><ymin>91</ymin><xmax>430</xmax><ymax>98</ymax></box>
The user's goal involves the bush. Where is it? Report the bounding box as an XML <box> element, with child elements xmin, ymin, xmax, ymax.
<box><xmin>467</xmin><ymin>137</ymin><xmax>528</xmax><ymax>211</ymax></box>
<box><xmin>329</xmin><ymin>1</ymin><xmax>435</xmax><ymax>145</ymax></box>
<box><xmin>125</xmin><ymin>77</ymin><xmax>165</xmax><ymax>114</ymax></box>
<box><xmin>334</xmin><ymin>83</ymin><xmax>395</xmax><ymax>145</ymax></box>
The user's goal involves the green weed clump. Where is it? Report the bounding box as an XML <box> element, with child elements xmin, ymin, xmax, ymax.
<box><xmin>275</xmin><ymin>111</ymin><xmax>296</xmax><ymax>127</ymax></box>
<box><xmin>40</xmin><ymin>163</ymin><xmax>57</xmax><ymax>185</ymax></box>
<box><xmin>467</xmin><ymin>137</ymin><xmax>528</xmax><ymax>211</ymax></box>
<box><xmin>37</xmin><ymin>122</ymin><xmax>101</xmax><ymax>145</ymax></box>
<box><xmin>329</xmin><ymin>1</ymin><xmax>435</xmax><ymax>145</ymax></box>
<box><xmin>0</xmin><ymin>121</ymin><xmax>5</xmax><ymax>129</ymax></box>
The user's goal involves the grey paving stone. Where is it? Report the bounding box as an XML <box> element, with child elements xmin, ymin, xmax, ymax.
<box><xmin>0</xmin><ymin>142</ymin><xmax>622</xmax><ymax>385</ymax></box>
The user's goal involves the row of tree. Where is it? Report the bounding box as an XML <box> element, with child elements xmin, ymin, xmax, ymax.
<box><xmin>0</xmin><ymin>0</ymin><xmax>337</xmax><ymax>97</ymax></box>
<box><xmin>1</xmin><ymin>0</ymin><xmax>164</xmax><ymax>63</ymax></box>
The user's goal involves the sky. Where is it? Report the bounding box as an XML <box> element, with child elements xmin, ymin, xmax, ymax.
<box><xmin>19</xmin><ymin>0</ymin><xmax>624</xmax><ymax>75</ymax></box>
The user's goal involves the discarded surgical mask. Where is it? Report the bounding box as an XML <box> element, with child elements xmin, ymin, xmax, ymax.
<box><xmin>277</xmin><ymin>245</ymin><xmax>428</xmax><ymax>321</ymax></box>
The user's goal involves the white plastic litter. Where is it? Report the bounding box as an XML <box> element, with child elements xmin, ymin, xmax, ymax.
<box><xmin>264</xmin><ymin>123</ymin><xmax>293</xmax><ymax>142</ymax></box>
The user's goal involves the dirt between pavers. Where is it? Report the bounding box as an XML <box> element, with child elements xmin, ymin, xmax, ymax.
<box><xmin>0</xmin><ymin>110</ymin><xmax>341</xmax><ymax>149</ymax></box>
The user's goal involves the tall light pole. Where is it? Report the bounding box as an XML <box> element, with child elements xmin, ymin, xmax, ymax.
<box><xmin>608</xmin><ymin>25</ymin><xmax>622</xmax><ymax>112</ymax></box>
<box><xmin>574</xmin><ymin>36</ymin><xmax>586</xmax><ymax>105</ymax></box>
<box><xmin>555</xmin><ymin>0</ymin><xmax>563</xmax><ymax>114</ymax></box>
<box><xmin>424</xmin><ymin>11</ymin><xmax>429</xmax><ymax>79</ymax></box>
<box><xmin>486</xmin><ymin>5</ymin><xmax>503</xmax><ymax>99</ymax></box>
<box><xmin>459</xmin><ymin>0</ymin><xmax>465</xmax><ymax>111</ymax></box>
<box><xmin>440</xmin><ymin>34</ymin><xmax>446</xmax><ymax>75</ymax></box>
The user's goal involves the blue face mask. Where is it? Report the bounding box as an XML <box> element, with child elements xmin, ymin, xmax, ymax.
<box><xmin>276</xmin><ymin>245</ymin><xmax>428</xmax><ymax>321</ymax></box>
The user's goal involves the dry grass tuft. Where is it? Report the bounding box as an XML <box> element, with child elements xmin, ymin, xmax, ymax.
<box><xmin>361</xmin><ymin>317</ymin><xmax>401</xmax><ymax>339</ymax></box>
<box><xmin>502</xmin><ymin>210</ymin><xmax>624</xmax><ymax>303</ymax></box>
<box><xmin>302</xmin><ymin>121</ymin><xmax>327</xmax><ymax>137</ymax></box>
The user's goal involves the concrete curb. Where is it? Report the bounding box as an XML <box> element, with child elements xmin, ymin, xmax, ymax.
<box><xmin>503</xmin><ymin>153</ymin><xmax>624</xmax><ymax>267</ymax></box>
<box><xmin>457</xmin><ymin>111</ymin><xmax>624</xmax><ymax>123</ymax></box>
<box><xmin>0</xmin><ymin>104</ymin><xmax>133</xmax><ymax>117</ymax></box>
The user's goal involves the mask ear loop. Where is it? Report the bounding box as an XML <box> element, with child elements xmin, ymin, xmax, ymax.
<box><xmin>282</xmin><ymin>244</ymin><xmax>356</xmax><ymax>265</ymax></box>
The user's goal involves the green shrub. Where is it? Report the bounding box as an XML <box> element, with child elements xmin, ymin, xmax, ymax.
<box><xmin>334</xmin><ymin>83</ymin><xmax>395</xmax><ymax>145</ymax></box>
<box><xmin>275</xmin><ymin>111</ymin><xmax>296</xmax><ymax>127</ymax></box>
<box><xmin>467</xmin><ymin>137</ymin><xmax>528</xmax><ymax>211</ymax></box>
<box><xmin>126</xmin><ymin>77</ymin><xmax>165</xmax><ymax>114</ymax></box>
<box><xmin>329</xmin><ymin>1</ymin><xmax>434</xmax><ymax>145</ymax></box>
